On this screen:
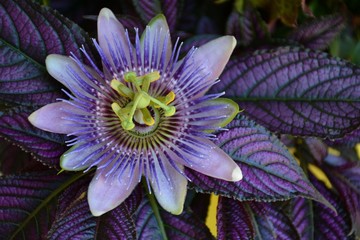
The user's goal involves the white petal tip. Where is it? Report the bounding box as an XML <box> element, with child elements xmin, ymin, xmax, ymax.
<box><xmin>99</xmin><ymin>8</ymin><xmax>116</xmax><ymax>21</ymax></box>
<box><xmin>229</xmin><ymin>36</ymin><xmax>237</xmax><ymax>49</ymax></box>
<box><xmin>232</xmin><ymin>166</ymin><xmax>243</xmax><ymax>181</ymax></box>
<box><xmin>167</xmin><ymin>204</ymin><xmax>184</xmax><ymax>215</ymax></box>
<box><xmin>90</xmin><ymin>208</ymin><xmax>106</xmax><ymax>217</ymax></box>
<box><xmin>27</xmin><ymin>111</ymin><xmax>37</xmax><ymax>126</ymax></box>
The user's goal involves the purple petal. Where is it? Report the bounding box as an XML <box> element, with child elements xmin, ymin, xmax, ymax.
<box><xmin>170</xmin><ymin>137</ymin><xmax>242</xmax><ymax>182</ymax></box>
<box><xmin>142</xmin><ymin>14</ymin><xmax>172</xmax><ymax>66</ymax></box>
<box><xmin>87</xmin><ymin>170</ymin><xmax>139</xmax><ymax>216</ymax></box>
<box><xmin>97</xmin><ymin>8</ymin><xmax>132</xmax><ymax>74</ymax></box>
<box><xmin>46</xmin><ymin>54</ymin><xmax>100</xmax><ymax>97</ymax></box>
<box><xmin>150</xmin><ymin>161</ymin><xmax>187</xmax><ymax>215</ymax></box>
<box><xmin>182</xmin><ymin>98</ymin><xmax>240</xmax><ymax>130</ymax></box>
<box><xmin>60</xmin><ymin>144</ymin><xmax>101</xmax><ymax>171</ymax></box>
<box><xmin>191</xmin><ymin>36</ymin><xmax>236</xmax><ymax>98</ymax></box>
<box><xmin>28</xmin><ymin>101</ymin><xmax>81</xmax><ymax>134</ymax></box>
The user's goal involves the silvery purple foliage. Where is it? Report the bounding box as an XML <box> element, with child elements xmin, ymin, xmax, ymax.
<box><xmin>0</xmin><ymin>0</ymin><xmax>359</xmax><ymax>239</ymax></box>
<box><xmin>215</xmin><ymin>47</ymin><xmax>360</xmax><ymax>139</ymax></box>
<box><xmin>186</xmin><ymin>116</ymin><xmax>328</xmax><ymax>205</ymax></box>
<box><xmin>289</xmin><ymin>14</ymin><xmax>345</xmax><ymax>51</ymax></box>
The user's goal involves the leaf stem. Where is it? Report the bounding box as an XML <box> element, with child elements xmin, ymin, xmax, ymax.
<box><xmin>142</xmin><ymin>180</ymin><xmax>168</xmax><ymax>240</ymax></box>
<box><xmin>10</xmin><ymin>170</ymin><xmax>94</xmax><ymax>239</ymax></box>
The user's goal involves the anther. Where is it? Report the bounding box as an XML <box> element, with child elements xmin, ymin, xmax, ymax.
<box><xmin>110</xmin><ymin>71</ymin><xmax>176</xmax><ymax>131</ymax></box>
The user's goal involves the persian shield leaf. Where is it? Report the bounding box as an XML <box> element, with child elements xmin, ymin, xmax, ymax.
<box><xmin>134</xmin><ymin>197</ymin><xmax>214</xmax><ymax>240</ymax></box>
<box><xmin>217</xmin><ymin>197</ymin><xmax>254</xmax><ymax>240</ymax></box>
<box><xmin>0</xmin><ymin>171</ymin><xmax>68</xmax><ymax>239</ymax></box>
<box><xmin>250</xmin><ymin>202</ymin><xmax>300</xmax><ymax>239</ymax></box>
<box><xmin>310</xmin><ymin>175</ymin><xmax>354</xmax><ymax>239</ymax></box>
<box><xmin>0</xmin><ymin>106</ymin><xmax>67</xmax><ymax>167</ymax></box>
<box><xmin>323</xmin><ymin>163</ymin><xmax>360</xmax><ymax>236</ymax></box>
<box><xmin>217</xmin><ymin>198</ymin><xmax>300</xmax><ymax>240</ymax></box>
<box><xmin>226</xmin><ymin>5</ymin><xmax>268</xmax><ymax>46</ymax></box>
<box><xmin>290</xmin><ymin>198</ymin><xmax>314</xmax><ymax>240</ymax></box>
<box><xmin>186</xmin><ymin>116</ymin><xmax>330</xmax><ymax>206</ymax></box>
<box><xmin>0</xmin><ymin>0</ymin><xmax>95</xmax><ymax>107</ymax></box>
<box><xmin>49</xmin><ymin>179</ymin><xmax>141</xmax><ymax>239</ymax></box>
<box><xmin>289</xmin><ymin>14</ymin><xmax>345</xmax><ymax>50</ymax></box>
<box><xmin>213</xmin><ymin>47</ymin><xmax>360</xmax><ymax>139</ymax></box>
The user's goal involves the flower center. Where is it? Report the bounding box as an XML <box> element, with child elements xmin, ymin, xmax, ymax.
<box><xmin>110</xmin><ymin>71</ymin><xmax>176</xmax><ymax>130</ymax></box>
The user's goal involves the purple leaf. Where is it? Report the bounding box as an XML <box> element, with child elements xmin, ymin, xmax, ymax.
<box><xmin>98</xmin><ymin>204</ymin><xmax>137</xmax><ymax>239</ymax></box>
<box><xmin>186</xmin><ymin>116</ymin><xmax>329</xmax><ymax>206</ymax></box>
<box><xmin>324</xmin><ymin>163</ymin><xmax>360</xmax><ymax>236</ymax></box>
<box><xmin>98</xmin><ymin>187</ymin><xmax>143</xmax><ymax>240</ymax></box>
<box><xmin>132</xmin><ymin>0</ymin><xmax>161</xmax><ymax>23</ymax></box>
<box><xmin>304</xmin><ymin>138</ymin><xmax>328</xmax><ymax>164</ymax></box>
<box><xmin>213</xmin><ymin>47</ymin><xmax>360</xmax><ymax>139</ymax></box>
<box><xmin>196</xmin><ymin>16</ymin><xmax>219</xmax><ymax>34</ymax></box>
<box><xmin>326</xmin><ymin>128</ymin><xmax>360</xmax><ymax>147</ymax></box>
<box><xmin>0</xmin><ymin>171</ymin><xmax>68</xmax><ymax>239</ymax></box>
<box><xmin>217</xmin><ymin>197</ymin><xmax>254</xmax><ymax>240</ymax></box>
<box><xmin>134</xmin><ymin>197</ymin><xmax>214</xmax><ymax>240</ymax></box>
<box><xmin>49</xmin><ymin>177</ymin><xmax>141</xmax><ymax>239</ymax></box>
<box><xmin>0</xmin><ymin>139</ymin><xmax>33</xmax><ymax>174</ymax></box>
<box><xmin>0</xmin><ymin>0</ymin><xmax>95</xmax><ymax>106</ymax></box>
<box><xmin>226</xmin><ymin>6</ymin><xmax>269</xmax><ymax>46</ymax></box>
<box><xmin>250</xmin><ymin>202</ymin><xmax>300</xmax><ymax>240</ymax></box>
<box><xmin>310</xmin><ymin>175</ymin><xmax>354</xmax><ymax>239</ymax></box>
<box><xmin>290</xmin><ymin>198</ymin><xmax>314</xmax><ymax>240</ymax></box>
<box><xmin>161</xmin><ymin>0</ymin><xmax>178</xmax><ymax>31</ymax></box>
<box><xmin>132</xmin><ymin>0</ymin><xmax>179</xmax><ymax>31</ymax></box>
<box><xmin>289</xmin><ymin>15</ymin><xmax>345</xmax><ymax>50</ymax></box>
<box><xmin>0</xmin><ymin>107</ymin><xmax>67</xmax><ymax>167</ymax></box>
<box><xmin>118</xmin><ymin>15</ymin><xmax>145</xmax><ymax>33</ymax></box>
<box><xmin>47</xmin><ymin>197</ymin><xmax>96</xmax><ymax>239</ymax></box>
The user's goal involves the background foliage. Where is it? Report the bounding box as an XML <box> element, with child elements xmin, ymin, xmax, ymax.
<box><xmin>0</xmin><ymin>0</ymin><xmax>359</xmax><ymax>239</ymax></box>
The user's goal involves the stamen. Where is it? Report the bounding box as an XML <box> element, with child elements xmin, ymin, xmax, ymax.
<box><xmin>155</xmin><ymin>91</ymin><xmax>175</xmax><ymax>106</ymax></box>
<box><xmin>148</xmin><ymin>96</ymin><xmax>176</xmax><ymax>116</ymax></box>
<box><xmin>141</xmin><ymin>108</ymin><xmax>155</xmax><ymax>126</ymax></box>
<box><xmin>110</xmin><ymin>71</ymin><xmax>176</xmax><ymax>130</ymax></box>
<box><xmin>111</xmin><ymin>102</ymin><xmax>127</xmax><ymax>122</ymax></box>
<box><xmin>110</xmin><ymin>79</ymin><xmax>134</xmax><ymax>98</ymax></box>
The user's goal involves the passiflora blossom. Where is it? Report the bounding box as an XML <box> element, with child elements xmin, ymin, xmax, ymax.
<box><xmin>28</xmin><ymin>8</ymin><xmax>242</xmax><ymax>216</ymax></box>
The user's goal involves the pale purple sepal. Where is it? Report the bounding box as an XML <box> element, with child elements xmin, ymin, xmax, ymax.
<box><xmin>28</xmin><ymin>101</ymin><xmax>81</xmax><ymax>134</ymax></box>
<box><xmin>170</xmin><ymin>138</ymin><xmax>242</xmax><ymax>182</ymax></box>
<box><xmin>150</xmin><ymin>162</ymin><xmax>187</xmax><ymax>215</ymax></box>
<box><xmin>88</xmin><ymin>170</ymin><xmax>140</xmax><ymax>216</ymax></box>
<box><xmin>191</xmin><ymin>36</ymin><xmax>236</xmax><ymax>98</ymax></box>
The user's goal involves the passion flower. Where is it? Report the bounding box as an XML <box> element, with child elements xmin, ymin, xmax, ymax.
<box><xmin>29</xmin><ymin>8</ymin><xmax>242</xmax><ymax>216</ymax></box>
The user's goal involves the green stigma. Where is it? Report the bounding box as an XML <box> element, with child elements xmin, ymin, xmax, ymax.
<box><xmin>110</xmin><ymin>71</ymin><xmax>176</xmax><ymax>130</ymax></box>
